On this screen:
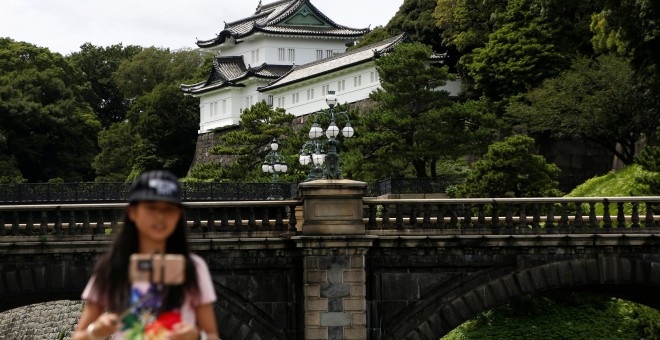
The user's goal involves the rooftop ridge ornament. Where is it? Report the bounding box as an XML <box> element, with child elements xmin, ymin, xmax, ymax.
<box><xmin>299</xmin><ymin>91</ymin><xmax>354</xmax><ymax>180</ymax></box>
<box><xmin>256</xmin><ymin>0</ymin><xmax>262</xmax><ymax>12</ymax></box>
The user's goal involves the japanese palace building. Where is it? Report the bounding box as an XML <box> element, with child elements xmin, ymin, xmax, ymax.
<box><xmin>181</xmin><ymin>0</ymin><xmax>460</xmax><ymax>133</ymax></box>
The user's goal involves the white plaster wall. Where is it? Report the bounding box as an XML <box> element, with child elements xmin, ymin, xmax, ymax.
<box><xmin>197</xmin><ymin>80</ymin><xmax>273</xmax><ymax>132</ymax></box>
<box><xmin>263</xmin><ymin>63</ymin><xmax>463</xmax><ymax>117</ymax></box>
<box><xmin>196</xmin><ymin>62</ymin><xmax>464</xmax><ymax>133</ymax></box>
<box><xmin>266</xmin><ymin>63</ymin><xmax>381</xmax><ymax>117</ymax></box>
<box><xmin>211</xmin><ymin>35</ymin><xmax>349</xmax><ymax>66</ymax></box>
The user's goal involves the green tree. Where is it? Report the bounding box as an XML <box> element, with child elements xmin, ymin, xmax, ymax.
<box><xmin>92</xmin><ymin>122</ymin><xmax>138</xmax><ymax>182</ymax></box>
<box><xmin>0</xmin><ymin>132</ymin><xmax>25</xmax><ymax>183</ymax></box>
<box><xmin>346</xmin><ymin>42</ymin><xmax>454</xmax><ymax>180</ymax></box>
<box><xmin>67</xmin><ymin>43</ymin><xmax>142</xmax><ymax>129</ymax></box>
<box><xmin>199</xmin><ymin>101</ymin><xmax>297</xmax><ymax>182</ymax></box>
<box><xmin>114</xmin><ymin>47</ymin><xmax>205</xmax><ymax>98</ymax></box>
<box><xmin>93</xmin><ymin>47</ymin><xmax>208</xmax><ymax>181</ymax></box>
<box><xmin>634</xmin><ymin>128</ymin><xmax>660</xmax><ymax>196</ymax></box>
<box><xmin>467</xmin><ymin>0</ymin><xmax>600</xmax><ymax>101</ymax></box>
<box><xmin>126</xmin><ymin>83</ymin><xmax>199</xmax><ymax>178</ymax></box>
<box><xmin>0</xmin><ymin>38</ymin><xmax>101</xmax><ymax>182</ymax></box>
<box><xmin>506</xmin><ymin>55</ymin><xmax>657</xmax><ymax>166</ymax></box>
<box><xmin>434</xmin><ymin>0</ymin><xmax>508</xmax><ymax>54</ymax></box>
<box><xmin>468</xmin><ymin>20</ymin><xmax>567</xmax><ymax>101</ymax></box>
<box><xmin>458</xmin><ymin>135</ymin><xmax>561</xmax><ymax>197</ymax></box>
<box><xmin>436</xmin><ymin>0</ymin><xmax>600</xmax><ymax>101</ymax></box>
<box><xmin>590</xmin><ymin>0</ymin><xmax>660</xmax><ymax>83</ymax></box>
<box><xmin>353</xmin><ymin>0</ymin><xmax>452</xmax><ymax>56</ymax></box>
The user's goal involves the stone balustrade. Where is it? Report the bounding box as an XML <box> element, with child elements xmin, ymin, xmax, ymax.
<box><xmin>0</xmin><ymin>201</ymin><xmax>300</xmax><ymax>237</ymax></box>
<box><xmin>364</xmin><ymin>196</ymin><xmax>660</xmax><ymax>233</ymax></box>
<box><xmin>1</xmin><ymin>197</ymin><xmax>658</xmax><ymax>238</ymax></box>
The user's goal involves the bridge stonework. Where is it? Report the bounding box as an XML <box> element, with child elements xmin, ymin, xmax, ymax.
<box><xmin>1</xmin><ymin>181</ymin><xmax>659</xmax><ymax>339</ymax></box>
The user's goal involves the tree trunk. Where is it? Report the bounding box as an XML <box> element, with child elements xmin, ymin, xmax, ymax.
<box><xmin>413</xmin><ymin>159</ymin><xmax>427</xmax><ymax>178</ymax></box>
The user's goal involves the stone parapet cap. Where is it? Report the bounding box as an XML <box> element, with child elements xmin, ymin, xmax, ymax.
<box><xmin>298</xmin><ymin>179</ymin><xmax>367</xmax><ymax>189</ymax></box>
<box><xmin>298</xmin><ymin>179</ymin><xmax>367</xmax><ymax>198</ymax></box>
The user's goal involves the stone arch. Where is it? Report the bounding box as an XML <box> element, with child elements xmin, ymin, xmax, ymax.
<box><xmin>0</xmin><ymin>259</ymin><xmax>91</xmax><ymax>312</ymax></box>
<box><xmin>213</xmin><ymin>281</ymin><xmax>289</xmax><ymax>340</ymax></box>
<box><xmin>384</xmin><ymin>256</ymin><xmax>660</xmax><ymax>339</ymax></box>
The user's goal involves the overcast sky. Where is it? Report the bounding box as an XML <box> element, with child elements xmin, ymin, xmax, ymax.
<box><xmin>0</xmin><ymin>0</ymin><xmax>404</xmax><ymax>55</ymax></box>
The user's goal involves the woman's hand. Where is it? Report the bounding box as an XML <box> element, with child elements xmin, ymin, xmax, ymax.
<box><xmin>169</xmin><ymin>322</ymin><xmax>199</xmax><ymax>340</ymax></box>
<box><xmin>88</xmin><ymin>312</ymin><xmax>120</xmax><ymax>338</ymax></box>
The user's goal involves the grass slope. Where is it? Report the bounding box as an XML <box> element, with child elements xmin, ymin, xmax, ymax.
<box><xmin>566</xmin><ymin>164</ymin><xmax>647</xmax><ymax>197</ymax></box>
<box><xmin>443</xmin><ymin>294</ymin><xmax>660</xmax><ymax>340</ymax></box>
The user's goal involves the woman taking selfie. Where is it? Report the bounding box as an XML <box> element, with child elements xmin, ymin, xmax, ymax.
<box><xmin>73</xmin><ymin>170</ymin><xmax>219</xmax><ymax>340</ymax></box>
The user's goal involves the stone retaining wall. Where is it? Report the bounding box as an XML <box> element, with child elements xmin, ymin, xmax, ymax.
<box><xmin>0</xmin><ymin>300</ymin><xmax>82</xmax><ymax>339</ymax></box>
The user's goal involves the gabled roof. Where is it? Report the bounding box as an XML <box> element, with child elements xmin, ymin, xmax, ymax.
<box><xmin>180</xmin><ymin>57</ymin><xmax>293</xmax><ymax>94</ymax></box>
<box><xmin>258</xmin><ymin>33</ymin><xmax>409</xmax><ymax>92</ymax></box>
<box><xmin>196</xmin><ymin>0</ymin><xmax>369</xmax><ymax>48</ymax></box>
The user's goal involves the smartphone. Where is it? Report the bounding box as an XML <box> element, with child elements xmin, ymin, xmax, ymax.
<box><xmin>129</xmin><ymin>254</ymin><xmax>186</xmax><ymax>285</ymax></box>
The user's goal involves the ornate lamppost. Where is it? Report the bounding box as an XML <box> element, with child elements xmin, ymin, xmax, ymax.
<box><xmin>298</xmin><ymin>91</ymin><xmax>354</xmax><ymax>180</ymax></box>
<box><xmin>262</xmin><ymin>138</ymin><xmax>288</xmax><ymax>199</ymax></box>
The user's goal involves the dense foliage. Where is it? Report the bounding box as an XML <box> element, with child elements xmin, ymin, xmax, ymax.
<box><xmin>91</xmin><ymin>47</ymin><xmax>208</xmax><ymax>181</ymax></box>
<box><xmin>506</xmin><ymin>55</ymin><xmax>657</xmax><ymax>165</ymax></box>
<box><xmin>444</xmin><ymin>293</ymin><xmax>660</xmax><ymax>339</ymax></box>
<box><xmin>0</xmin><ymin>38</ymin><xmax>101</xmax><ymax>182</ymax></box>
<box><xmin>344</xmin><ymin>42</ymin><xmax>454</xmax><ymax>180</ymax></box>
<box><xmin>0</xmin><ymin>38</ymin><xmax>208</xmax><ymax>182</ymax></box>
<box><xmin>457</xmin><ymin>135</ymin><xmax>561</xmax><ymax>197</ymax></box>
<box><xmin>67</xmin><ymin>43</ymin><xmax>141</xmax><ymax>129</ymax></box>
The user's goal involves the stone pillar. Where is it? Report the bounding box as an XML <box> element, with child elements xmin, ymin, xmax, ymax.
<box><xmin>296</xmin><ymin>179</ymin><xmax>372</xmax><ymax>339</ymax></box>
<box><xmin>298</xmin><ymin>179</ymin><xmax>367</xmax><ymax>235</ymax></box>
<box><xmin>294</xmin><ymin>237</ymin><xmax>375</xmax><ymax>340</ymax></box>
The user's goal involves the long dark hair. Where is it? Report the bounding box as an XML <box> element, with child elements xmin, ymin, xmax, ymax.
<box><xmin>92</xmin><ymin>203</ymin><xmax>199</xmax><ymax>313</ymax></box>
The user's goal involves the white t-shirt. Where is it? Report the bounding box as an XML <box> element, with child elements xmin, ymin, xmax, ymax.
<box><xmin>81</xmin><ymin>253</ymin><xmax>216</xmax><ymax>339</ymax></box>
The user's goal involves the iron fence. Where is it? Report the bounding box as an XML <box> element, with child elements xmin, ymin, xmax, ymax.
<box><xmin>367</xmin><ymin>176</ymin><xmax>465</xmax><ymax>197</ymax></box>
<box><xmin>0</xmin><ymin>182</ymin><xmax>299</xmax><ymax>203</ymax></box>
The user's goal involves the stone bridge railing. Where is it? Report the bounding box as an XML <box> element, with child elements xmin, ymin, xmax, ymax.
<box><xmin>1</xmin><ymin>197</ymin><xmax>659</xmax><ymax>237</ymax></box>
<box><xmin>363</xmin><ymin>196</ymin><xmax>660</xmax><ymax>233</ymax></box>
<box><xmin>0</xmin><ymin>201</ymin><xmax>301</xmax><ymax>237</ymax></box>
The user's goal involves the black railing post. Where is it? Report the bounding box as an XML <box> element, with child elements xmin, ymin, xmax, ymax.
<box><xmin>11</xmin><ymin>211</ymin><xmax>19</xmax><ymax>236</ymax></box>
<box><xmin>603</xmin><ymin>200</ymin><xmax>612</xmax><ymax>229</ymax></box>
<box><xmin>288</xmin><ymin>204</ymin><xmax>297</xmax><ymax>233</ymax></box>
<box><xmin>518</xmin><ymin>204</ymin><xmax>526</xmax><ymax>230</ymax></box>
<box><xmin>382</xmin><ymin>204</ymin><xmax>390</xmax><ymax>229</ymax></box>
<box><xmin>589</xmin><ymin>202</ymin><xmax>598</xmax><ymax>228</ymax></box>
<box><xmin>545</xmin><ymin>203</ymin><xmax>554</xmax><ymax>231</ymax></box>
<box><xmin>0</xmin><ymin>211</ymin><xmax>5</xmax><ymax>236</ymax></box>
<box><xmin>368</xmin><ymin>204</ymin><xmax>377</xmax><ymax>229</ymax></box>
<box><xmin>26</xmin><ymin>211</ymin><xmax>34</xmax><ymax>235</ymax></box>
<box><xmin>95</xmin><ymin>210</ymin><xmax>104</xmax><ymax>235</ymax></box>
<box><xmin>532</xmin><ymin>203</ymin><xmax>540</xmax><ymax>230</ymax></box>
<box><xmin>491</xmin><ymin>203</ymin><xmax>499</xmax><ymax>230</ymax></box>
<box><xmin>83</xmin><ymin>209</ymin><xmax>91</xmax><ymax>234</ymax></box>
<box><xmin>617</xmin><ymin>202</ymin><xmax>625</xmax><ymax>228</ymax></box>
<box><xmin>631</xmin><ymin>202</ymin><xmax>640</xmax><ymax>228</ymax></box>
<box><xmin>40</xmin><ymin>210</ymin><xmax>48</xmax><ymax>235</ymax></box>
<box><xmin>207</xmin><ymin>208</ymin><xmax>216</xmax><ymax>233</ymax></box>
<box><xmin>54</xmin><ymin>207</ymin><xmax>62</xmax><ymax>235</ymax></box>
<box><xmin>423</xmin><ymin>203</ymin><xmax>431</xmax><ymax>229</ymax></box>
<box><xmin>646</xmin><ymin>202</ymin><xmax>655</xmax><ymax>228</ymax></box>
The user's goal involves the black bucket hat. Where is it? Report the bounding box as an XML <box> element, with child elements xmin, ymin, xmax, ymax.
<box><xmin>127</xmin><ymin>170</ymin><xmax>182</xmax><ymax>205</ymax></box>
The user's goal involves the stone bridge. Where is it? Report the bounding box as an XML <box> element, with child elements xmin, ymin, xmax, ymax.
<box><xmin>1</xmin><ymin>180</ymin><xmax>659</xmax><ymax>339</ymax></box>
